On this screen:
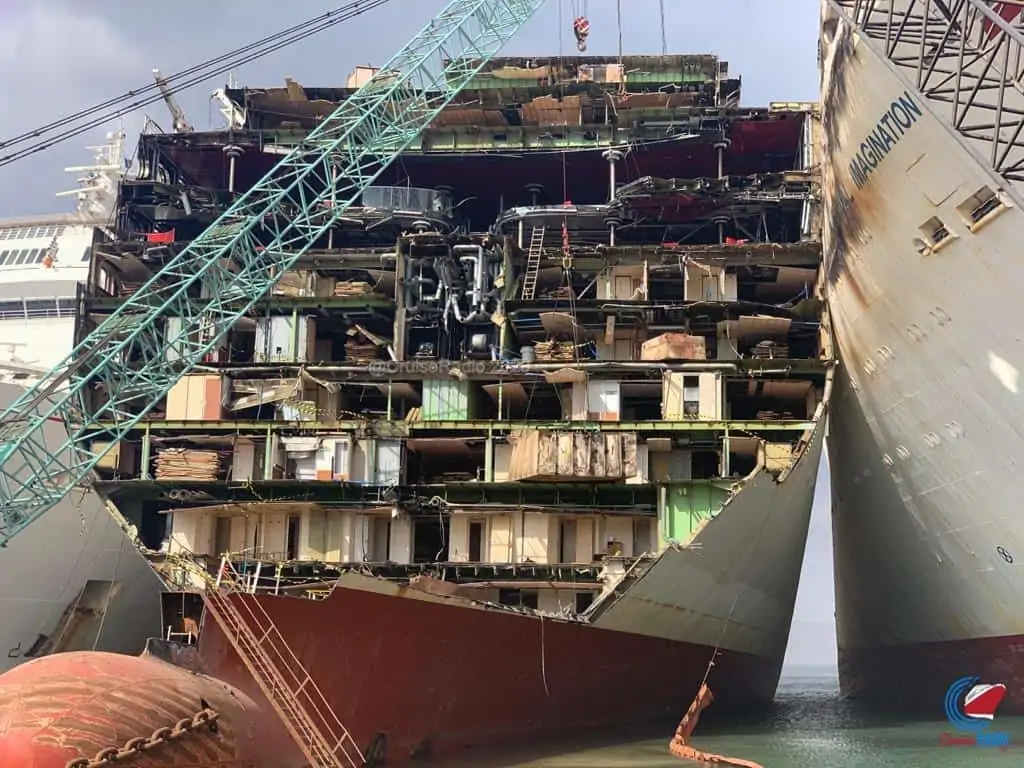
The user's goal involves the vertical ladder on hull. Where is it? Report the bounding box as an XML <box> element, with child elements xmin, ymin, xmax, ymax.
<box><xmin>833</xmin><ymin>0</ymin><xmax>1024</xmax><ymax>185</ymax></box>
<box><xmin>203</xmin><ymin>557</ymin><xmax>364</xmax><ymax>768</ymax></box>
<box><xmin>520</xmin><ymin>226</ymin><xmax>546</xmax><ymax>300</ymax></box>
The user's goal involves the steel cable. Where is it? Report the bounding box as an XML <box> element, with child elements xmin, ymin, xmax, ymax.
<box><xmin>0</xmin><ymin>0</ymin><xmax>393</xmax><ymax>168</ymax></box>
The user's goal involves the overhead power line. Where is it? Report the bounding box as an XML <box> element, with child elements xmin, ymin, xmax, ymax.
<box><xmin>0</xmin><ymin>0</ymin><xmax>393</xmax><ymax>169</ymax></box>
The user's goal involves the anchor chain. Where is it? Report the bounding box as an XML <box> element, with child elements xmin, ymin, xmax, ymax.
<box><xmin>64</xmin><ymin>707</ymin><xmax>220</xmax><ymax>768</ymax></box>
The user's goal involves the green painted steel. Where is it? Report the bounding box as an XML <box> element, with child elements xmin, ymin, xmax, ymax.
<box><xmin>421</xmin><ymin>380</ymin><xmax>476</xmax><ymax>420</ymax></box>
<box><xmin>660</xmin><ymin>483</ymin><xmax>732</xmax><ymax>548</ymax></box>
<box><xmin>0</xmin><ymin>0</ymin><xmax>546</xmax><ymax>547</ymax></box>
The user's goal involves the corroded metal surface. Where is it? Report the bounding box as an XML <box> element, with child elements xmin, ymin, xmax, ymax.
<box><xmin>0</xmin><ymin>650</ymin><xmax>301</xmax><ymax>767</ymax></box>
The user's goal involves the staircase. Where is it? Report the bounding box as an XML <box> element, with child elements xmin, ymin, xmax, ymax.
<box><xmin>832</xmin><ymin>0</ymin><xmax>1024</xmax><ymax>186</ymax></box>
<box><xmin>202</xmin><ymin>557</ymin><xmax>364</xmax><ymax>768</ymax></box>
<box><xmin>520</xmin><ymin>225</ymin><xmax>546</xmax><ymax>300</ymax></box>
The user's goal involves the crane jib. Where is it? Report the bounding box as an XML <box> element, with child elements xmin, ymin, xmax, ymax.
<box><xmin>0</xmin><ymin>0</ymin><xmax>548</xmax><ymax>547</ymax></box>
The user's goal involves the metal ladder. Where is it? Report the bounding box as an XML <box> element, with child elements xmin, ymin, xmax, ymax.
<box><xmin>520</xmin><ymin>225</ymin><xmax>546</xmax><ymax>300</ymax></box>
<box><xmin>203</xmin><ymin>557</ymin><xmax>365</xmax><ymax>768</ymax></box>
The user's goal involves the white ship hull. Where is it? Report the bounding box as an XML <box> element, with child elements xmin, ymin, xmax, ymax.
<box><xmin>0</xmin><ymin>133</ymin><xmax>167</xmax><ymax>672</ymax></box>
<box><xmin>0</xmin><ymin>381</ymin><xmax>164</xmax><ymax>673</ymax></box>
<box><xmin>821</xmin><ymin>0</ymin><xmax>1024</xmax><ymax>709</ymax></box>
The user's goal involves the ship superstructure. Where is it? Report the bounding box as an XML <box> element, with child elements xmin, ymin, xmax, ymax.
<box><xmin>52</xmin><ymin>55</ymin><xmax>835</xmax><ymax>763</ymax></box>
<box><xmin>820</xmin><ymin>0</ymin><xmax>1024</xmax><ymax>711</ymax></box>
<box><xmin>0</xmin><ymin>133</ymin><xmax>164</xmax><ymax>675</ymax></box>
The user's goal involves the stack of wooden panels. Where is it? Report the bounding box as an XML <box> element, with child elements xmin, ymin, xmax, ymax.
<box><xmin>153</xmin><ymin>448</ymin><xmax>225</xmax><ymax>481</ymax></box>
<box><xmin>334</xmin><ymin>281</ymin><xmax>374</xmax><ymax>297</ymax></box>
<box><xmin>533</xmin><ymin>339</ymin><xmax>578</xmax><ymax>361</ymax></box>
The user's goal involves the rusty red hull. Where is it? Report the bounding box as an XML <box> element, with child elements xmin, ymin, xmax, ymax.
<box><xmin>195</xmin><ymin>585</ymin><xmax>783</xmax><ymax>766</ymax></box>
<box><xmin>839</xmin><ymin>634</ymin><xmax>1024</xmax><ymax>714</ymax></box>
<box><xmin>0</xmin><ymin>651</ymin><xmax>302</xmax><ymax>768</ymax></box>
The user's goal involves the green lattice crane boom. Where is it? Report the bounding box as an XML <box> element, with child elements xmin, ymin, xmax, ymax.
<box><xmin>0</xmin><ymin>0</ymin><xmax>546</xmax><ymax>547</ymax></box>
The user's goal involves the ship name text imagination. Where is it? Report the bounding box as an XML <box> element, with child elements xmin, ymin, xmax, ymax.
<box><xmin>848</xmin><ymin>90</ymin><xmax>922</xmax><ymax>190</ymax></box>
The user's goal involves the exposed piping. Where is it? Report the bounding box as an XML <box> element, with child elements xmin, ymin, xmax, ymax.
<box><xmin>516</xmin><ymin>361</ymin><xmax>740</xmax><ymax>373</ymax></box>
<box><xmin>206</xmin><ymin>361</ymin><xmax>741</xmax><ymax>375</ymax></box>
<box><xmin>452</xmin><ymin>244</ymin><xmax>489</xmax><ymax>323</ymax></box>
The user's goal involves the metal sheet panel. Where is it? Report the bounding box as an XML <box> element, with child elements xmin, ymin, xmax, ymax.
<box><xmin>254</xmin><ymin>316</ymin><xmax>315</xmax><ymax>363</ymax></box>
<box><xmin>821</xmin><ymin>0</ymin><xmax>1024</xmax><ymax>659</ymax></box>
<box><xmin>590</xmin><ymin>416</ymin><xmax>827</xmax><ymax>658</ymax></box>
<box><xmin>375</xmin><ymin>440</ymin><xmax>403</xmax><ymax>485</ymax></box>
<box><xmin>422</xmin><ymin>380</ymin><xmax>473</xmax><ymax>420</ymax></box>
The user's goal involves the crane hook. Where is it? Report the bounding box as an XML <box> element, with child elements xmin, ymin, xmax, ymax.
<box><xmin>573</xmin><ymin>16</ymin><xmax>590</xmax><ymax>52</ymax></box>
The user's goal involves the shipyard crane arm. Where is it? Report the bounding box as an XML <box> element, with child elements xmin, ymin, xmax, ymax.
<box><xmin>0</xmin><ymin>0</ymin><xmax>546</xmax><ymax>547</ymax></box>
<box><xmin>153</xmin><ymin>68</ymin><xmax>195</xmax><ymax>133</ymax></box>
<box><xmin>830</xmin><ymin>0</ymin><xmax>1024</xmax><ymax>184</ymax></box>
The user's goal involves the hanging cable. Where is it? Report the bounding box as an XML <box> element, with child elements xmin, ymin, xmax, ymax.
<box><xmin>0</xmin><ymin>0</ymin><xmax>392</xmax><ymax>152</ymax></box>
<box><xmin>616</xmin><ymin>0</ymin><xmax>624</xmax><ymax>64</ymax></box>
<box><xmin>659</xmin><ymin>0</ymin><xmax>667</xmax><ymax>56</ymax></box>
<box><xmin>0</xmin><ymin>0</ymin><xmax>393</xmax><ymax>168</ymax></box>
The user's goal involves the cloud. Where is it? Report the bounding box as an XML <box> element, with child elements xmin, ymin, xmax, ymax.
<box><xmin>0</xmin><ymin>4</ymin><xmax>148</xmax><ymax>215</ymax></box>
<box><xmin>0</xmin><ymin>5</ymin><xmax>144</xmax><ymax>123</ymax></box>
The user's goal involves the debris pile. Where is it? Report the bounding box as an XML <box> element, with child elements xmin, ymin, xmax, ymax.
<box><xmin>272</xmin><ymin>272</ymin><xmax>309</xmax><ymax>297</ymax></box>
<box><xmin>749</xmin><ymin>340</ymin><xmax>789</xmax><ymax>359</ymax></box>
<box><xmin>344</xmin><ymin>324</ymin><xmax>389</xmax><ymax>363</ymax></box>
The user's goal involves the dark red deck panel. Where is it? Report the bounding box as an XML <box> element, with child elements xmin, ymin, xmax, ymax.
<box><xmin>196</xmin><ymin>585</ymin><xmax>784</xmax><ymax>766</ymax></box>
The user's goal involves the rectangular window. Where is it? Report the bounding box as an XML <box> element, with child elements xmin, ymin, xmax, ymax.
<box><xmin>683</xmin><ymin>375</ymin><xmax>700</xmax><ymax>417</ymax></box>
<box><xmin>468</xmin><ymin>520</ymin><xmax>484</xmax><ymax>563</ymax></box>
<box><xmin>918</xmin><ymin>216</ymin><xmax>953</xmax><ymax>251</ymax></box>
<box><xmin>24</xmin><ymin>299</ymin><xmax>59</xmax><ymax>318</ymax></box>
<box><xmin>0</xmin><ymin>300</ymin><xmax>25</xmax><ymax>320</ymax></box>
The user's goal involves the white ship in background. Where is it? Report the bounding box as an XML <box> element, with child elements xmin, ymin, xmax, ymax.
<box><xmin>820</xmin><ymin>0</ymin><xmax>1024</xmax><ymax>711</ymax></box>
<box><xmin>0</xmin><ymin>133</ymin><xmax>163</xmax><ymax>673</ymax></box>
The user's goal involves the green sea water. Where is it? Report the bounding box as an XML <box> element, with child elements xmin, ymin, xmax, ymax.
<box><xmin>437</xmin><ymin>667</ymin><xmax>1024</xmax><ymax>767</ymax></box>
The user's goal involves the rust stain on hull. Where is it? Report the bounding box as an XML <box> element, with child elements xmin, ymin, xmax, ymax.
<box><xmin>820</xmin><ymin>7</ymin><xmax>880</xmax><ymax>311</ymax></box>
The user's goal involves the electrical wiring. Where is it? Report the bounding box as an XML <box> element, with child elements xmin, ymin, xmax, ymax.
<box><xmin>0</xmin><ymin>0</ymin><xmax>394</xmax><ymax>168</ymax></box>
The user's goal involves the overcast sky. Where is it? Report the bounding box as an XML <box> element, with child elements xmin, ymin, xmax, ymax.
<box><xmin>0</xmin><ymin>0</ymin><xmax>834</xmax><ymax>666</ymax></box>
